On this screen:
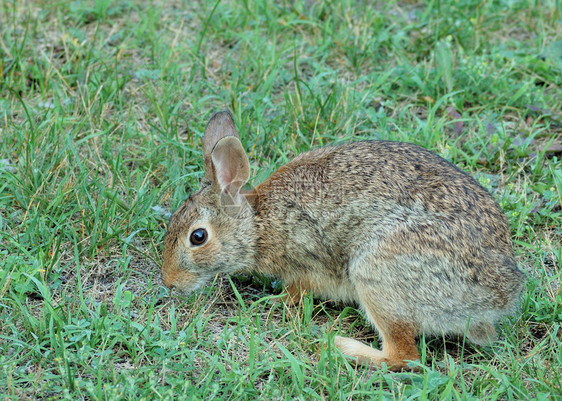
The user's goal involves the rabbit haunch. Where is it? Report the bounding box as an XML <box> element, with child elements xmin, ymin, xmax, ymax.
<box><xmin>162</xmin><ymin>111</ymin><xmax>525</xmax><ymax>370</ymax></box>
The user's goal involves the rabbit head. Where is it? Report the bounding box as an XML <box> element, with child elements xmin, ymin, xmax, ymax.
<box><xmin>161</xmin><ymin>111</ymin><xmax>256</xmax><ymax>293</ymax></box>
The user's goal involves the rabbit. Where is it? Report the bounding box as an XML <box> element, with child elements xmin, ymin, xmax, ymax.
<box><xmin>161</xmin><ymin>110</ymin><xmax>525</xmax><ymax>370</ymax></box>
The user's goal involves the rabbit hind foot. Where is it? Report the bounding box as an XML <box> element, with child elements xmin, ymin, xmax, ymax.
<box><xmin>334</xmin><ymin>324</ymin><xmax>419</xmax><ymax>371</ymax></box>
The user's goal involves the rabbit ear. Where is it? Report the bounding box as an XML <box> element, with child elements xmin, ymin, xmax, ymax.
<box><xmin>203</xmin><ymin>111</ymin><xmax>239</xmax><ymax>177</ymax></box>
<box><xmin>210</xmin><ymin>136</ymin><xmax>250</xmax><ymax>199</ymax></box>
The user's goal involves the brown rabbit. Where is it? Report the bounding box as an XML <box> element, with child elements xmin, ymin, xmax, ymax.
<box><xmin>162</xmin><ymin>110</ymin><xmax>525</xmax><ymax>370</ymax></box>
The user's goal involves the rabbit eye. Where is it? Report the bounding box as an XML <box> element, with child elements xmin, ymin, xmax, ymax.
<box><xmin>190</xmin><ymin>228</ymin><xmax>207</xmax><ymax>246</ymax></box>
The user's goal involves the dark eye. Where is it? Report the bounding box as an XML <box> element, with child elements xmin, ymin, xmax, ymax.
<box><xmin>190</xmin><ymin>228</ymin><xmax>207</xmax><ymax>246</ymax></box>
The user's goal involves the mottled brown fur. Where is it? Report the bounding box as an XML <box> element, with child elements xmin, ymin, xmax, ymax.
<box><xmin>161</xmin><ymin>111</ymin><xmax>525</xmax><ymax>370</ymax></box>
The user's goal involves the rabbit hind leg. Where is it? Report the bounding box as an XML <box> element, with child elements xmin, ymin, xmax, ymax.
<box><xmin>335</xmin><ymin>293</ymin><xmax>419</xmax><ymax>370</ymax></box>
<box><xmin>334</xmin><ymin>321</ymin><xmax>418</xmax><ymax>371</ymax></box>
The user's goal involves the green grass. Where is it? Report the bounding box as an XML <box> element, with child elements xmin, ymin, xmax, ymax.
<box><xmin>1</xmin><ymin>0</ymin><xmax>561</xmax><ymax>399</ymax></box>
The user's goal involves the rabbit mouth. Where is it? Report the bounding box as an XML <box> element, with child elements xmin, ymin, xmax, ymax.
<box><xmin>165</xmin><ymin>271</ymin><xmax>216</xmax><ymax>296</ymax></box>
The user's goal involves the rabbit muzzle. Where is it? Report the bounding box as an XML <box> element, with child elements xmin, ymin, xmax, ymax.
<box><xmin>161</xmin><ymin>262</ymin><xmax>203</xmax><ymax>293</ymax></box>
